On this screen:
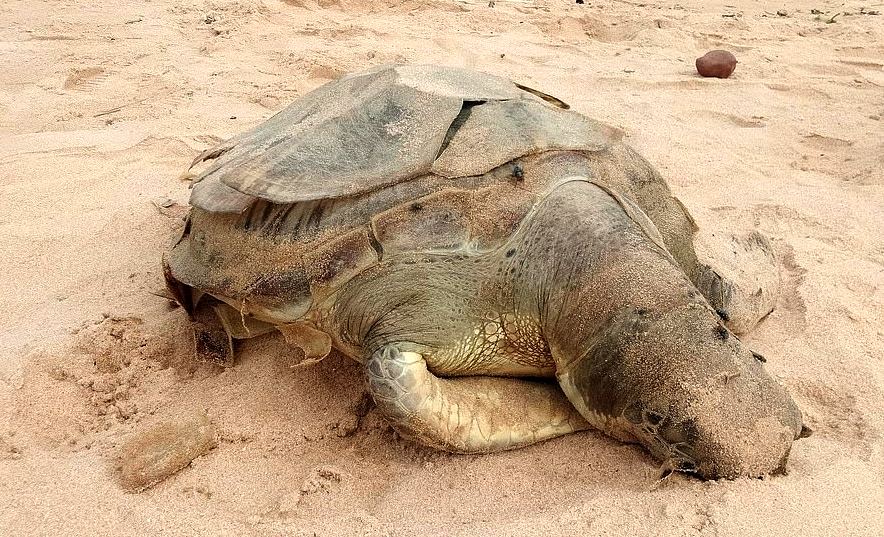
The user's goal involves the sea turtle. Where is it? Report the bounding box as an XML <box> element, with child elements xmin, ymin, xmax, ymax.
<box><xmin>163</xmin><ymin>64</ymin><xmax>806</xmax><ymax>479</ymax></box>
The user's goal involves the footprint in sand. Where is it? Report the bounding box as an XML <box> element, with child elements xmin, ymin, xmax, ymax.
<box><xmin>271</xmin><ymin>465</ymin><xmax>351</xmax><ymax>517</ymax></box>
<box><xmin>792</xmin><ymin>62</ymin><xmax>859</xmax><ymax>77</ymax></box>
<box><xmin>764</xmin><ymin>82</ymin><xmax>832</xmax><ymax>100</ymax></box>
<box><xmin>800</xmin><ymin>133</ymin><xmax>854</xmax><ymax>151</ymax></box>
<box><xmin>790</xmin><ymin>133</ymin><xmax>858</xmax><ymax>175</ymax></box>
<box><xmin>696</xmin><ymin>110</ymin><xmax>767</xmax><ymax>128</ymax></box>
<box><xmin>62</xmin><ymin>67</ymin><xmax>109</xmax><ymax>91</ymax></box>
<box><xmin>536</xmin><ymin>15</ymin><xmax>643</xmax><ymax>43</ymax></box>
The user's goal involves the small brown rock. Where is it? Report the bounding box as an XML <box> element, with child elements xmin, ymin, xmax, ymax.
<box><xmin>696</xmin><ymin>50</ymin><xmax>738</xmax><ymax>79</ymax></box>
<box><xmin>116</xmin><ymin>413</ymin><xmax>217</xmax><ymax>492</ymax></box>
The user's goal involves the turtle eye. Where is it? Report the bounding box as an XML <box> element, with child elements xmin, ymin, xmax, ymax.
<box><xmin>622</xmin><ymin>401</ymin><xmax>644</xmax><ymax>425</ymax></box>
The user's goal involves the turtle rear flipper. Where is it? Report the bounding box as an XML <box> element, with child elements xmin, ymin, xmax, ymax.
<box><xmin>165</xmin><ymin>257</ymin><xmax>276</xmax><ymax>366</ymax></box>
<box><xmin>164</xmin><ymin>258</ymin><xmax>233</xmax><ymax>365</ymax></box>
<box><xmin>192</xmin><ymin>301</ymin><xmax>277</xmax><ymax>367</ymax></box>
<box><xmin>191</xmin><ymin>302</ymin><xmax>235</xmax><ymax>366</ymax></box>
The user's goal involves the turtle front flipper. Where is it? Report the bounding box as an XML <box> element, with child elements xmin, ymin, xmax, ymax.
<box><xmin>692</xmin><ymin>230</ymin><xmax>780</xmax><ymax>335</ymax></box>
<box><xmin>365</xmin><ymin>345</ymin><xmax>588</xmax><ymax>454</ymax></box>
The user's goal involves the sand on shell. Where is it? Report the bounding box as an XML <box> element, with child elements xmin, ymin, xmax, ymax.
<box><xmin>1</xmin><ymin>1</ymin><xmax>882</xmax><ymax>536</ymax></box>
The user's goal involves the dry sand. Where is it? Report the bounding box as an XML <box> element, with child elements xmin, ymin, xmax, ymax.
<box><xmin>1</xmin><ymin>1</ymin><xmax>882</xmax><ymax>535</ymax></box>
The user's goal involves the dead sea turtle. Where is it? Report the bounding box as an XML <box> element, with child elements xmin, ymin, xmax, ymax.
<box><xmin>163</xmin><ymin>64</ymin><xmax>806</xmax><ymax>479</ymax></box>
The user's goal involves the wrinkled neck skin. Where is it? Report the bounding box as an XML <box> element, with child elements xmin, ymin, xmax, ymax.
<box><xmin>511</xmin><ymin>182</ymin><xmax>803</xmax><ymax>479</ymax></box>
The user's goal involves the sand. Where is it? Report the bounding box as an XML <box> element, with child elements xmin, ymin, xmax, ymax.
<box><xmin>1</xmin><ymin>0</ymin><xmax>882</xmax><ymax>535</ymax></box>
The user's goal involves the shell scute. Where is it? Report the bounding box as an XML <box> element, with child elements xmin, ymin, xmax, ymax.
<box><xmin>371</xmin><ymin>189</ymin><xmax>473</xmax><ymax>255</ymax></box>
<box><xmin>468</xmin><ymin>184</ymin><xmax>537</xmax><ymax>251</ymax></box>
<box><xmin>302</xmin><ymin>226</ymin><xmax>380</xmax><ymax>302</ymax></box>
<box><xmin>167</xmin><ymin>65</ymin><xmax>699</xmax><ymax>322</ymax></box>
<box><xmin>185</xmin><ymin>65</ymin><xmax>621</xmax><ymax>209</ymax></box>
<box><xmin>431</xmin><ymin>99</ymin><xmax>618</xmax><ymax>179</ymax></box>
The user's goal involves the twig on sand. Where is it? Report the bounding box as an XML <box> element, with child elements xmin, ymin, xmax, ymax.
<box><xmin>93</xmin><ymin>107</ymin><xmax>122</xmax><ymax>117</ymax></box>
<box><xmin>148</xmin><ymin>289</ymin><xmax>176</xmax><ymax>301</ymax></box>
<box><xmin>93</xmin><ymin>96</ymin><xmax>150</xmax><ymax>117</ymax></box>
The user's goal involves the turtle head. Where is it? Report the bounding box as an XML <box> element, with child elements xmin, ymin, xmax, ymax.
<box><xmin>557</xmin><ymin>304</ymin><xmax>804</xmax><ymax>480</ymax></box>
<box><xmin>622</xmin><ymin>328</ymin><xmax>806</xmax><ymax>480</ymax></box>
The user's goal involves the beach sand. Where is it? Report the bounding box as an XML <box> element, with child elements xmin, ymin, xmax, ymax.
<box><xmin>0</xmin><ymin>1</ymin><xmax>882</xmax><ymax>535</ymax></box>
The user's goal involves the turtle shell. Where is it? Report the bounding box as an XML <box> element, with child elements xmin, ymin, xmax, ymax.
<box><xmin>166</xmin><ymin>65</ymin><xmax>697</xmax><ymax>325</ymax></box>
<box><xmin>188</xmin><ymin>64</ymin><xmax>616</xmax><ymax>210</ymax></box>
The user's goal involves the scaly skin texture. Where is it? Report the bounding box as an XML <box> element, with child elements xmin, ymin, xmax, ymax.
<box><xmin>366</xmin><ymin>347</ymin><xmax>589</xmax><ymax>453</ymax></box>
<box><xmin>329</xmin><ymin>179</ymin><xmax>803</xmax><ymax>479</ymax></box>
